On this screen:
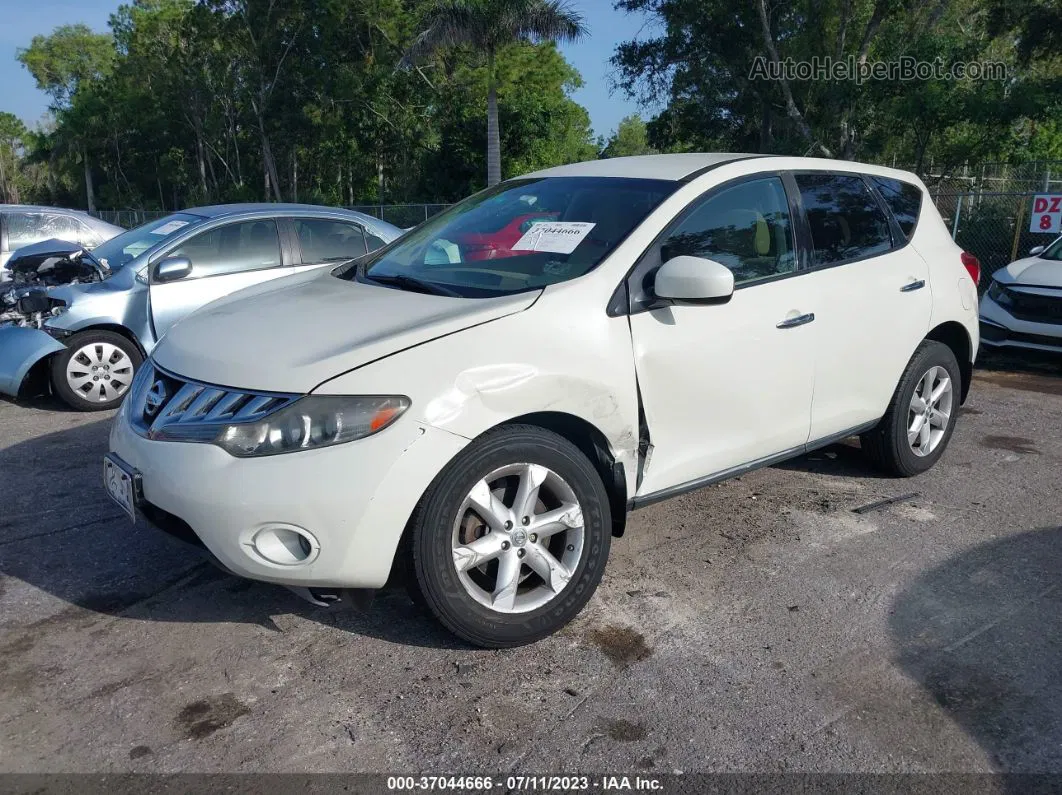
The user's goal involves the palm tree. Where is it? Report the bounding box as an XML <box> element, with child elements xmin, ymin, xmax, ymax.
<box><xmin>409</xmin><ymin>0</ymin><xmax>587</xmax><ymax>186</ymax></box>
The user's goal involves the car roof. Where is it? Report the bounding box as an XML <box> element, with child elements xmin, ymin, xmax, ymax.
<box><xmin>0</xmin><ymin>204</ymin><xmax>92</xmax><ymax>215</ymax></box>
<box><xmin>520</xmin><ymin>153</ymin><xmax>923</xmax><ymax>186</ymax></box>
<box><xmin>177</xmin><ymin>203</ymin><xmax>402</xmax><ymax>233</ymax></box>
<box><xmin>522</xmin><ymin>153</ymin><xmax>766</xmax><ymax>181</ymax></box>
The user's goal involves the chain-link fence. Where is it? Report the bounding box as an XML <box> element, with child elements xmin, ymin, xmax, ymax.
<box><xmin>91</xmin><ymin>203</ymin><xmax>452</xmax><ymax>230</ymax></box>
<box><xmin>929</xmin><ymin>191</ymin><xmax>1058</xmax><ymax>292</ymax></box>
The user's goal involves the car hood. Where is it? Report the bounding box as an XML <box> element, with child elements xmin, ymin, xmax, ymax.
<box><xmin>995</xmin><ymin>256</ymin><xmax>1062</xmax><ymax>288</ymax></box>
<box><xmin>152</xmin><ymin>270</ymin><xmax>540</xmax><ymax>393</ymax></box>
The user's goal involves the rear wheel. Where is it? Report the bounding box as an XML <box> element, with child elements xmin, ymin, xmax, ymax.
<box><xmin>50</xmin><ymin>330</ymin><xmax>142</xmax><ymax>412</ymax></box>
<box><xmin>861</xmin><ymin>340</ymin><xmax>961</xmax><ymax>476</ymax></box>
<box><xmin>408</xmin><ymin>424</ymin><xmax>611</xmax><ymax>648</ymax></box>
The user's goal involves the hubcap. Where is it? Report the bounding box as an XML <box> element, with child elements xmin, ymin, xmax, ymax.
<box><xmin>451</xmin><ymin>463</ymin><xmax>584</xmax><ymax>614</ymax></box>
<box><xmin>66</xmin><ymin>342</ymin><xmax>134</xmax><ymax>403</ymax></box>
<box><xmin>907</xmin><ymin>365</ymin><xmax>953</xmax><ymax>457</ymax></box>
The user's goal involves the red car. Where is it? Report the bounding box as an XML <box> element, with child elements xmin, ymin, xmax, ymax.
<box><xmin>454</xmin><ymin>212</ymin><xmax>559</xmax><ymax>260</ymax></box>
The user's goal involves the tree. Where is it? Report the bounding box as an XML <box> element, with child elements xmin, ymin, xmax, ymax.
<box><xmin>17</xmin><ymin>24</ymin><xmax>115</xmax><ymax>211</ymax></box>
<box><xmin>601</xmin><ymin>114</ymin><xmax>655</xmax><ymax>158</ymax></box>
<box><xmin>0</xmin><ymin>113</ymin><xmax>30</xmax><ymax>203</ymax></box>
<box><xmin>409</xmin><ymin>0</ymin><xmax>588</xmax><ymax>186</ymax></box>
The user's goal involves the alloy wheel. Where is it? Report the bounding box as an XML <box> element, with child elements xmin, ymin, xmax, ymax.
<box><xmin>450</xmin><ymin>462</ymin><xmax>584</xmax><ymax>614</ymax></box>
<box><xmin>907</xmin><ymin>365</ymin><xmax>953</xmax><ymax>457</ymax></box>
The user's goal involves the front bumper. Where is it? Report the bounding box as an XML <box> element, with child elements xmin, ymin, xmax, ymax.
<box><xmin>979</xmin><ymin>294</ymin><xmax>1062</xmax><ymax>354</ymax></box>
<box><xmin>108</xmin><ymin>402</ymin><xmax>468</xmax><ymax>589</ymax></box>
<box><xmin>0</xmin><ymin>326</ymin><xmax>66</xmax><ymax>397</ymax></box>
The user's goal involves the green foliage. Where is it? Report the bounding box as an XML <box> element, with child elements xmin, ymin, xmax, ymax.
<box><xmin>601</xmin><ymin>114</ymin><xmax>655</xmax><ymax>158</ymax></box>
<box><xmin>13</xmin><ymin>0</ymin><xmax>596</xmax><ymax>208</ymax></box>
<box><xmin>613</xmin><ymin>0</ymin><xmax>1060</xmax><ymax>169</ymax></box>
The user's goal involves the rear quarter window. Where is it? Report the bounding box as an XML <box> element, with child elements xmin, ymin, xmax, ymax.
<box><xmin>871</xmin><ymin>176</ymin><xmax>923</xmax><ymax>239</ymax></box>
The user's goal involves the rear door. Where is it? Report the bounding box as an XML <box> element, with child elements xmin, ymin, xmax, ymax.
<box><xmin>148</xmin><ymin>218</ymin><xmax>291</xmax><ymax>338</ymax></box>
<box><xmin>290</xmin><ymin>217</ymin><xmax>373</xmax><ymax>273</ymax></box>
<box><xmin>791</xmin><ymin>172</ymin><xmax>932</xmax><ymax>440</ymax></box>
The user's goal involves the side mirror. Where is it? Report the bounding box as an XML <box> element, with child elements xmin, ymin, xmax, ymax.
<box><xmin>1029</xmin><ymin>245</ymin><xmax>1046</xmax><ymax>257</ymax></box>
<box><xmin>154</xmin><ymin>256</ymin><xmax>193</xmax><ymax>283</ymax></box>
<box><xmin>654</xmin><ymin>255</ymin><xmax>735</xmax><ymax>304</ymax></box>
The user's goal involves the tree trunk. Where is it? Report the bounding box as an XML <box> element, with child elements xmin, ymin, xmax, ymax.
<box><xmin>256</xmin><ymin>109</ymin><xmax>282</xmax><ymax>202</ymax></box>
<box><xmin>486</xmin><ymin>48</ymin><xmax>501</xmax><ymax>187</ymax></box>
<box><xmin>195</xmin><ymin>127</ymin><xmax>209</xmax><ymax>201</ymax></box>
<box><xmin>0</xmin><ymin>145</ymin><xmax>8</xmax><ymax>203</ymax></box>
<box><xmin>82</xmin><ymin>145</ymin><xmax>96</xmax><ymax>214</ymax></box>
<box><xmin>292</xmin><ymin>150</ymin><xmax>298</xmax><ymax>203</ymax></box>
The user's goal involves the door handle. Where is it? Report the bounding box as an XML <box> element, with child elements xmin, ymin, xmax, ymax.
<box><xmin>900</xmin><ymin>279</ymin><xmax>926</xmax><ymax>292</ymax></box>
<box><xmin>776</xmin><ymin>312</ymin><xmax>815</xmax><ymax>329</ymax></box>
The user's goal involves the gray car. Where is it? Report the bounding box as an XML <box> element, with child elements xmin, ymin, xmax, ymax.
<box><xmin>0</xmin><ymin>204</ymin><xmax>402</xmax><ymax>410</ymax></box>
<box><xmin>0</xmin><ymin>205</ymin><xmax>124</xmax><ymax>276</ymax></box>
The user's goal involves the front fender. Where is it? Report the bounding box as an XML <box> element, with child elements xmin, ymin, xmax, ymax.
<box><xmin>0</xmin><ymin>327</ymin><xmax>67</xmax><ymax>396</ymax></box>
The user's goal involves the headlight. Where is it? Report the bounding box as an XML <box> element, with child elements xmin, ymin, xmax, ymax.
<box><xmin>214</xmin><ymin>395</ymin><xmax>410</xmax><ymax>457</ymax></box>
<box><xmin>986</xmin><ymin>280</ymin><xmax>1010</xmax><ymax>306</ymax></box>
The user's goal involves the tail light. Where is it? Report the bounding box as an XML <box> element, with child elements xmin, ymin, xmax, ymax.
<box><xmin>961</xmin><ymin>251</ymin><xmax>980</xmax><ymax>285</ymax></box>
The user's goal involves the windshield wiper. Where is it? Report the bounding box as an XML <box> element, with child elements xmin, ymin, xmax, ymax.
<box><xmin>366</xmin><ymin>272</ymin><xmax>462</xmax><ymax>297</ymax></box>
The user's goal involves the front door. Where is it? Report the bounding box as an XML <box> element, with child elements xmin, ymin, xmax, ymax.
<box><xmin>148</xmin><ymin>218</ymin><xmax>289</xmax><ymax>339</ymax></box>
<box><xmin>628</xmin><ymin>175</ymin><xmax>818</xmax><ymax>497</ymax></box>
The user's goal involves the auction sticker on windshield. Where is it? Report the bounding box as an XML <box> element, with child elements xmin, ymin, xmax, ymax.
<box><xmin>150</xmin><ymin>220</ymin><xmax>190</xmax><ymax>236</ymax></box>
<box><xmin>512</xmin><ymin>221</ymin><xmax>595</xmax><ymax>254</ymax></box>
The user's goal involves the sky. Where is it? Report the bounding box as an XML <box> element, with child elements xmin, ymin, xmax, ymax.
<box><xmin>0</xmin><ymin>0</ymin><xmax>661</xmax><ymax>139</ymax></box>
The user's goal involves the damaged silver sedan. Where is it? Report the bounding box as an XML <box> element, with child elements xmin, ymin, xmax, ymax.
<box><xmin>0</xmin><ymin>204</ymin><xmax>402</xmax><ymax>411</ymax></box>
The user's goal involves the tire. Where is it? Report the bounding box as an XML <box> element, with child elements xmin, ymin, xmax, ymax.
<box><xmin>861</xmin><ymin>340</ymin><xmax>962</xmax><ymax>477</ymax></box>
<box><xmin>50</xmin><ymin>330</ymin><xmax>143</xmax><ymax>412</ymax></box>
<box><xmin>408</xmin><ymin>424</ymin><xmax>612</xmax><ymax>648</ymax></box>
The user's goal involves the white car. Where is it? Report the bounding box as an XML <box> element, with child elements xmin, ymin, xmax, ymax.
<box><xmin>980</xmin><ymin>237</ymin><xmax>1062</xmax><ymax>353</ymax></box>
<box><xmin>107</xmin><ymin>154</ymin><xmax>980</xmax><ymax>647</ymax></box>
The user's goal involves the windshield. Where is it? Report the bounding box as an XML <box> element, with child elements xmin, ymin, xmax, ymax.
<box><xmin>339</xmin><ymin>177</ymin><xmax>678</xmax><ymax>297</ymax></box>
<box><xmin>91</xmin><ymin>212</ymin><xmax>203</xmax><ymax>270</ymax></box>
<box><xmin>1039</xmin><ymin>236</ymin><xmax>1062</xmax><ymax>261</ymax></box>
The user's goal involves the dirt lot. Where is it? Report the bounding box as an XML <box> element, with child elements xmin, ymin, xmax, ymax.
<box><xmin>1</xmin><ymin>354</ymin><xmax>1061</xmax><ymax>775</ymax></box>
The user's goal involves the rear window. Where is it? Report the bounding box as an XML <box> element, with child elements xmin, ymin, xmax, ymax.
<box><xmin>872</xmin><ymin>176</ymin><xmax>923</xmax><ymax>239</ymax></box>
<box><xmin>795</xmin><ymin>173</ymin><xmax>893</xmax><ymax>267</ymax></box>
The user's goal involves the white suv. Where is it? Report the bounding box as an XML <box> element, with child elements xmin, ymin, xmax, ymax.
<box><xmin>106</xmin><ymin>154</ymin><xmax>980</xmax><ymax>647</ymax></box>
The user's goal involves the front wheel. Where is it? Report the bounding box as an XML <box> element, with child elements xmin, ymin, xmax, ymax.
<box><xmin>861</xmin><ymin>340</ymin><xmax>961</xmax><ymax>476</ymax></box>
<box><xmin>50</xmin><ymin>330</ymin><xmax>142</xmax><ymax>411</ymax></box>
<box><xmin>408</xmin><ymin>425</ymin><xmax>612</xmax><ymax>648</ymax></box>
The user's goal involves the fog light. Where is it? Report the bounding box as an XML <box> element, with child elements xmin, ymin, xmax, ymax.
<box><xmin>251</xmin><ymin>525</ymin><xmax>319</xmax><ymax>566</ymax></box>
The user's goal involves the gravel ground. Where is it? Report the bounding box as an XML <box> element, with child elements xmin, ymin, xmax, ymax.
<box><xmin>1</xmin><ymin>353</ymin><xmax>1060</xmax><ymax>775</ymax></box>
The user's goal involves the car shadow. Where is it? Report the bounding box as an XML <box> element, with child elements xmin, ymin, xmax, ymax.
<box><xmin>890</xmin><ymin>526</ymin><xmax>1062</xmax><ymax>773</ymax></box>
<box><xmin>0</xmin><ymin>417</ymin><xmax>468</xmax><ymax>650</ymax></box>
<box><xmin>772</xmin><ymin>437</ymin><xmax>896</xmax><ymax>480</ymax></box>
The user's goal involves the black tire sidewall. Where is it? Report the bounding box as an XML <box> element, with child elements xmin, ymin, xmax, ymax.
<box><xmin>51</xmin><ymin>330</ymin><xmax>143</xmax><ymax>412</ymax></box>
<box><xmin>887</xmin><ymin>341</ymin><xmax>961</xmax><ymax>475</ymax></box>
<box><xmin>413</xmin><ymin>426</ymin><xmax>611</xmax><ymax>647</ymax></box>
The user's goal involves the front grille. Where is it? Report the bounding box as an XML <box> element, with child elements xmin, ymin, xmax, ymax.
<box><xmin>129</xmin><ymin>362</ymin><xmax>301</xmax><ymax>442</ymax></box>
<box><xmin>998</xmin><ymin>285</ymin><xmax>1062</xmax><ymax>325</ymax></box>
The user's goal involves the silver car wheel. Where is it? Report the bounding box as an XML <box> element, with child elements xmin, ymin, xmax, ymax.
<box><xmin>907</xmin><ymin>365</ymin><xmax>953</xmax><ymax>457</ymax></box>
<box><xmin>451</xmin><ymin>462</ymin><xmax>585</xmax><ymax>614</ymax></box>
<box><xmin>66</xmin><ymin>342</ymin><xmax>135</xmax><ymax>404</ymax></box>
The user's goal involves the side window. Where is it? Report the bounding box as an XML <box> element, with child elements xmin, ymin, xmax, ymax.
<box><xmin>660</xmin><ymin>176</ymin><xmax>796</xmax><ymax>285</ymax></box>
<box><xmin>77</xmin><ymin>220</ymin><xmax>103</xmax><ymax>248</ymax></box>
<box><xmin>795</xmin><ymin>173</ymin><xmax>892</xmax><ymax>266</ymax></box>
<box><xmin>294</xmin><ymin>218</ymin><xmax>367</xmax><ymax>263</ymax></box>
<box><xmin>871</xmin><ymin>176</ymin><xmax>923</xmax><ymax>239</ymax></box>
<box><xmin>168</xmin><ymin>219</ymin><xmax>281</xmax><ymax>278</ymax></box>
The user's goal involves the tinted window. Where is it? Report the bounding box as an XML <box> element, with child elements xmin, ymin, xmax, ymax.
<box><xmin>872</xmin><ymin>176</ymin><xmax>922</xmax><ymax>239</ymax></box>
<box><xmin>295</xmin><ymin>218</ymin><xmax>367</xmax><ymax>263</ymax></box>
<box><xmin>6</xmin><ymin>212</ymin><xmax>82</xmax><ymax>250</ymax></box>
<box><xmin>660</xmin><ymin>176</ymin><xmax>796</xmax><ymax>284</ymax></box>
<box><xmin>796</xmin><ymin>174</ymin><xmax>892</xmax><ymax>266</ymax></box>
<box><xmin>169</xmin><ymin>219</ymin><xmax>281</xmax><ymax>278</ymax></box>
<box><xmin>343</xmin><ymin>176</ymin><xmax>677</xmax><ymax>297</ymax></box>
